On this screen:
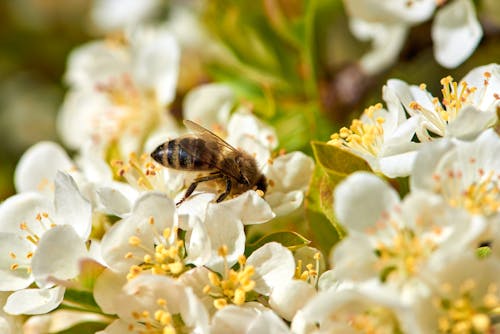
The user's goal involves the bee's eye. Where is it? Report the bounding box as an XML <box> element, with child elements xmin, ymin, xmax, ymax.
<box><xmin>240</xmin><ymin>174</ymin><xmax>250</xmax><ymax>185</ymax></box>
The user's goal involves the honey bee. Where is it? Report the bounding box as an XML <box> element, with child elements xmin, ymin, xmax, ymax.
<box><xmin>151</xmin><ymin>120</ymin><xmax>267</xmax><ymax>205</ymax></box>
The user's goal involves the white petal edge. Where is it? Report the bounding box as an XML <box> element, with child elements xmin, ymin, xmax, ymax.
<box><xmin>246</xmin><ymin>242</ymin><xmax>295</xmax><ymax>295</ymax></box>
<box><xmin>31</xmin><ymin>225</ymin><xmax>88</xmax><ymax>288</ymax></box>
<box><xmin>432</xmin><ymin>0</ymin><xmax>482</xmax><ymax>68</ymax></box>
<box><xmin>334</xmin><ymin>172</ymin><xmax>400</xmax><ymax>233</ymax></box>
<box><xmin>14</xmin><ymin>142</ymin><xmax>74</xmax><ymax>195</ymax></box>
<box><xmin>4</xmin><ymin>287</ymin><xmax>65</xmax><ymax>315</ymax></box>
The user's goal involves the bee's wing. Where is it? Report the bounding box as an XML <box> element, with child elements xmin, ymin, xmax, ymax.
<box><xmin>183</xmin><ymin>120</ymin><xmax>237</xmax><ymax>151</ymax></box>
<box><xmin>181</xmin><ymin>120</ymin><xmax>244</xmax><ymax>181</ymax></box>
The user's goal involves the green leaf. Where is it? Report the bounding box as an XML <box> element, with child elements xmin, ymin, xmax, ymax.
<box><xmin>245</xmin><ymin>231</ymin><xmax>310</xmax><ymax>255</ymax></box>
<box><xmin>63</xmin><ymin>289</ymin><xmax>100</xmax><ymax>311</ymax></box>
<box><xmin>51</xmin><ymin>321</ymin><xmax>108</xmax><ymax>334</ymax></box>
<box><xmin>306</xmin><ymin>165</ymin><xmax>345</xmax><ymax>240</ymax></box>
<box><xmin>306</xmin><ymin>142</ymin><xmax>372</xmax><ymax>251</ymax></box>
<box><xmin>304</xmin><ymin>208</ymin><xmax>340</xmax><ymax>257</ymax></box>
<box><xmin>311</xmin><ymin>141</ymin><xmax>371</xmax><ymax>177</ymax></box>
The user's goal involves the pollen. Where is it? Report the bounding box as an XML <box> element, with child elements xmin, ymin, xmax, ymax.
<box><xmin>295</xmin><ymin>253</ymin><xmax>322</xmax><ymax>286</ymax></box>
<box><xmin>372</xmin><ymin>215</ymin><xmax>439</xmax><ymax>283</ymax></box>
<box><xmin>128</xmin><ymin>298</ymin><xmax>183</xmax><ymax>334</ymax></box>
<box><xmin>344</xmin><ymin>306</ymin><xmax>402</xmax><ymax>333</ymax></box>
<box><xmin>408</xmin><ymin>74</ymin><xmax>486</xmax><ymax>137</ymax></box>
<box><xmin>433</xmin><ymin>166</ymin><xmax>500</xmax><ymax>216</ymax></box>
<box><xmin>204</xmin><ymin>251</ymin><xmax>256</xmax><ymax>309</ymax></box>
<box><xmin>328</xmin><ymin>103</ymin><xmax>385</xmax><ymax>158</ymax></box>
<box><xmin>126</xmin><ymin>227</ymin><xmax>186</xmax><ymax>280</ymax></box>
<box><xmin>436</xmin><ymin>281</ymin><xmax>498</xmax><ymax>334</ymax></box>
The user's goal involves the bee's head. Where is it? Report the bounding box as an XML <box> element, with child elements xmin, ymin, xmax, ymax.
<box><xmin>254</xmin><ymin>174</ymin><xmax>267</xmax><ymax>195</ymax></box>
<box><xmin>151</xmin><ymin>143</ymin><xmax>167</xmax><ymax>165</ymax></box>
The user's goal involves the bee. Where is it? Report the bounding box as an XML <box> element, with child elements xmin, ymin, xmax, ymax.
<box><xmin>151</xmin><ymin>120</ymin><xmax>267</xmax><ymax>205</ymax></box>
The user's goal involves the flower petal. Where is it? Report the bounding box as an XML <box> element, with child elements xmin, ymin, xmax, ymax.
<box><xmin>460</xmin><ymin>63</ymin><xmax>500</xmax><ymax>110</ymax></box>
<box><xmin>93</xmin><ymin>269</ymin><xmax>127</xmax><ymax>315</ymax></box>
<box><xmin>227</xmin><ymin>110</ymin><xmax>278</xmax><ymax>151</ymax></box>
<box><xmin>14</xmin><ymin>142</ymin><xmax>74</xmax><ymax>195</ymax></box>
<box><xmin>215</xmin><ymin>191</ymin><xmax>274</xmax><ymax>225</ymax></box>
<box><xmin>344</xmin><ymin>0</ymin><xmax>436</xmax><ymax>24</ymax></box>
<box><xmin>54</xmin><ymin>172</ymin><xmax>92</xmax><ymax>239</ymax></box>
<box><xmin>183</xmin><ymin>83</ymin><xmax>233</xmax><ymax>129</ymax></box>
<box><xmin>129</xmin><ymin>27</ymin><xmax>180</xmax><ymax>105</ymax></box>
<box><xmin>0</xmin><ymin>192</ymin><xmax>53</xmax><ymax>235</ymax></box>
<box><xmin>63</xmin><ymin>41</ymin><xmax>129</xmax><ymax>89</ymax></box>
<box><xmin>334</xmin><ymin>172</ymin><xmax>400</xmax><ymax>232</ymax></box>
<box><xmin>432</xmin><ymin>0</ymin><xmax>482</xmax><ymax>68</ymax></box>
<box><xmin>4</xmin><ymin>286</ymin><xmax>65</xmax><ymax>315</ymax></box>
<box><xmin>246</xmin><ymin>242</ymin><xmax>295</xmax><ymax>295</ymax></box>
<box><xmin>202</xmin><ymin>206</ymin><xmax>245</xmax><ymax>273</ymax></box>
<box><xmin>266</xmin><ymin>152</ymin><xmax>314</xmax><ymax>193</ymax></box>
<box><xmin>31</xmin><ymin>225</ymin><xmax>87</xmax><ymax>288</ymax></box>
<box><xmin>349</xmin><ymin>18</ymin><xmax>408</xmax><ymax>74</ymax></box>
<box><xmin>91</xmin><ymin>0</ymin><xmax>162</xmax><ymax>32</ymax></box>
<box><xmin>269</xmin><ymin>279</ymin><xmax>316</xmax><ymax>321</ymax></box>
<box><xmin>0</xmin><ymin>233</ymin><xmax>34</xmax><ymax>291</ymax></box>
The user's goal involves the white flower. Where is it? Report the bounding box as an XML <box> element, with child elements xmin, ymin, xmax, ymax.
<box><xmin>328</xmin><ymin>96</ymin><xmax>420</xmax><ymax>177</ymax></box>
<box><xmin>411</xmin><ymin>129</ymin><xmax>500</xmax><ymax>255</ymax></box>
<box><xmin>411</xmin><ymin>129</ymin><xmax>500</xmax><ymax>216</ymax></box>
<box><xmin>175</xmin><ymin>107</ymin><xmax>314</xmax><ymax>216</ymax></box>
<box><xmin>291</xmin><ymin>286</ymin><xmax>415</xmax><ymax>334</ymax></box>
<box><xmin>348</xmin><ymin>18</ymin><xmax>408</xmax><ymax>75</ymax></box>
<box><xmin>416</xmin><ymin>253</ymin><xmax>500</xmax><ymax>333</ymax></box>
<box><xmin>179</xmin><ymin>242</ymin><xmax>295</xmax><ymax>314</ymax></box>
<box><xmin>387</xmin><ymin>64</ymin><xmax>500</xmax><ymax>140</ymax></box>
<box><xmin>266</xmin><ymin>247</ymin><xmax>324</xmax><ymax>322</ymax></box>
<box><xmin>210</xmin><ymin>304</ymin><xmax>290</xmax><ymax>334</ymax></box>
<box><xmin>91</xmin><ymin>0</ymin><xmax>163</xmax><ymax>32</ymax></box>
<box><xmin>99</xmin><ymin>190</ymin><xmax>256</xmax><ymax>280</ymax></box>
<box><xmin>96</xmin><ymin>274</ymin><xmax>209</xmax><ymax>334</ymax></box>
<box><xmin>0</xmin><ymin>293</ymin><xmax>22</xmax><ymax>333</ymax></box>
<box><xmin>22</xmin><ymin>310</ymin><xmax>108</xmax><ymax>334</ymax></box>
<box><xmin>183</xmin><ymin>83</ymin><xmax>234</xmax><ymax>130</ymax></box>
<box><xmin>332</xmin><ymin>172</ymin><xmax>486</xmax><ymax>298</ymax></box>
<box><xmin>268</xmin><ymin>279</ymin><xmax>316</xmax><ymax>322</ymax></box>
<box><xmin>0</xmin><ymin>172</ymin><xmax>92</xmax><ymax>315</ymax></box>
<box><xmin>431</xmin><ymin>0</ymin><xmax>483</xmax><ymax>68</ymax></box>
<box><xmin>12</xmin><ymin>140</ymin><xmax>141</xmax><ymax>219</ymax></box>
<box><xmin>13</xmin><ymin>142</ymin><xmax>76</xmax><ymax>197</ymax></box>
<box><xmin>344</xmin><ymin>0</ymin><xmax>482</xmax><ymax>72</ymax></box>
<box><xmin>100</xmin><ymin>192</ymin><xmax>181</xmax><ymax>275</ymax></box>
<box><xmin>58</xmin><ymin>25</ymin><xmax>180</xmax><ymax>155</ymax></box>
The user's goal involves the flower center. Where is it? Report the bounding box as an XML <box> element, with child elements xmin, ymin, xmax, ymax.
<box><xmin>409</xmin><ymin>73</ymin><xmax>495</xmax><ymax>137</ymax></box>
<box><xmin>129</xmin><ymin>298</ymin><xmax>189</xmax><ymax>334</ymax></box>
<box><xmin>329</xmin><ymin>103</ymin><xmax>385</xmax><ymax>157</ymax></box>
<box><xmin>436</xmin><ymin>280</ymin><xmax>499</xmax><ymax>333</ymax></box>
<box><xmin>346</xmin><ymin>306</ymin><xmax>402</xmax><ymax>334</ymax></box>
<box><xmin>93</xmin><ymin>72</ymin><xmax>161</xmax><ymax>147</ymax></box>
<box><xmin>203</xmin><ymin>246</ymin><xmax>256</xmax><ymax>310</ymax></box>
<box><xmin>125</xmin><ymin>217</ymin><xmax>186</xmax><ymax>280</ymax></box>
<box><xmin>295</xmin><ymin>252</ymin><xmax>321</xmax><ymax>286</ymax></box>
<box><xmin>113</xmin><ymin>153</ymin><xmax>161</xmax><ymax>191</ymax></box>
<box><xmin>10</xmin><ymin>212</ymin><xmax>57</xmax><ymax>275</ymax></box>
<box><xmin>432</xmin><ymin>166</ymin><xmax>500</xmax><ymax>216</ymax></box>
<box><xmin>372</xmin><ymin>219</ymin><xmax>439</xmax><ymax>283</ymax></box>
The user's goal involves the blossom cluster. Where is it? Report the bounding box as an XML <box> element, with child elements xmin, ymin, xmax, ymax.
<box><xmin>325</xmin><ymin>64</ymin><xmax>500</xmax><ymax>333</ymax></box>
<box><xmin>0</xmin><ymin>1</ymin><xmax>499</xmax><ymax>333</ymax></box>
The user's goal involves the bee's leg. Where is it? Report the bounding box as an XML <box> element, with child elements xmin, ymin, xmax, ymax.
<box><xmin>176</xmin><ymin>172</ymin><xmax>223</xmax><ymax>206</ymax></box>
<box><xmin>216</xmin><ymin>177</ymin><xmax>232</xmax><ymax>203</ymax></box>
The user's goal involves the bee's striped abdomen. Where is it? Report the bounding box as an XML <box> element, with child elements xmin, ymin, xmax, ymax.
<box><xmin>153</xmin><ymin>137</ymin><xmax>215</xmax><ymax>171</ymax></box>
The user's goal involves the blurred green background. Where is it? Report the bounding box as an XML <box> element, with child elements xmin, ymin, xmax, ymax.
<box><xmin>1</xmin><ymin>0</ymin><xmax>500</xmax><ymax>201</ymax></box>
<box><xmin>0</xmin><ymin>0</ymin><xmax>92</xmax><ymax>199</ymax></box>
